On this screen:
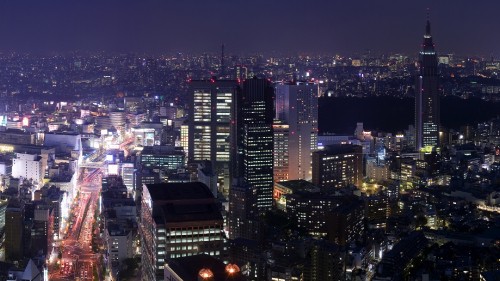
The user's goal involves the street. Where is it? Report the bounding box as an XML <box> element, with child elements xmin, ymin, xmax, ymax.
<box><xmin>49</xmin><ymin>168</ymin><xmax>103</xmax><ymax>281</ymax></box>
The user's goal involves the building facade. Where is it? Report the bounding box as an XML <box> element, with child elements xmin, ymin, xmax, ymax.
<box><xmin>312</xmin><ymin>144</ymin><xmax>363</xmax><ymax>189</ymax></box>
<box><xmin>275</xmin><ymin>81</ymin><xmax>318</xmax><ymax>181</ymax></box>
<box><xmin>188</xmin><ymin>79</ymin><xmax>238</xmax><ymax>195</ymax></box>
<box><xmin>12</xmin><ymin>153</ymin><xmax>44</xmax><ymax>186</ymax></box>
<box><xmin>140</xmin><ymin>182</ymin><xmax>224</xmax><ymax>280</ymax></box>
<box><xmin>415</xmin><ymin>20</ymin><xmax>440</xmax><ymax>151</ymax></box>
<box><xmin>234</xmin><ymin>78</ymin><xmax>274</xmax><ymax>213</ymax></box>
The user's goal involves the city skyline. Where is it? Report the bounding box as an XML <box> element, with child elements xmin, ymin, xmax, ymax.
<box><xmin>0</xmin><ymin>1</ymin><xmax>499</xmax><ymax>56</ymax></box>
<box><xmin>0</xmin><ymin>3</ymin><xmax>498</xmax><ymax>281</ymax></box>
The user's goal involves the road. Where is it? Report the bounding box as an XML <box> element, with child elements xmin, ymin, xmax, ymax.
<box><xmin>49</xmin><ymin>168</ymin><xmax>103</xmax><ymax>281</ymax></box>
<box><xmin>49</xmin><ymin>136</ymin><xmax>135</xmax><ymax>280</ymax></box>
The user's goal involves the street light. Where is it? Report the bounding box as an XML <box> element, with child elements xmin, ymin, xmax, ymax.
<box><xmin>198</xmin><ymin>268</ymin><xmax>214</xmax><ymax>280</ymax></box>
<box><xmin>225</xmin><ymin>264</ymin><xmax>240</xmax><ymax>275</ymax></box>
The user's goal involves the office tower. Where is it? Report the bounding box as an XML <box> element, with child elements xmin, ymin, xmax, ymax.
<box><xmin>140</xmin><ymin>182</ymin><xmax>224</xmax><ymax>281</ymax></box>
<box><xmin>415</xmin><ymin>19</ymin><xmax>440</xmax><ymax>151</ymax></box>
<box><xmin>234</xmin><ymin>78</ymin><xmax>274</xmax><ymax>213</ymax></box>
<box><xmin>275</xmin><ymin>81</ymin><xmax>318</xmax><ymax>181</ymax></box>
<box><xmin>227</xmin><ymin>181</ymin><xmax>263</xmax><ymax>241</ymax></box>
<box><xmin>273</xmin><ymin>121</ymin><xmax>289</xmax><ymax>183</ymax></box>
<box><xmin>188</xmin><ymin>79</ymin><xmax>238</xmax><ymax>196</ymax></box>
<box><xmin>312</xmin><ymin>144</ymin><xmax>363</xmax><ymax>189</ymax></box>
<box><xmin>120</xmin><ymin>162</ymin><xmax>136</xmax><ymax>196</ymax></box>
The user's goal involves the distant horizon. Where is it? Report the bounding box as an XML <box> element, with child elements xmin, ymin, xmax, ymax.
<box><xmin>0</xmin><ymin>1</ymin><xmax>499</xmax><ymax>57</ymax></box>
<box><xmin>0</xmin><ymin>49</ymin><xmax>495</xmax><ymax>59</ymax></box>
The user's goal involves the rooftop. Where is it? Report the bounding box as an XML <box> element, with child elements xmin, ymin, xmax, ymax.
<box><xmin>275</xmin><ymin>180</ymin><xmax>319</xmax><ymax>192</ymax></box>
<box><xmin>165</xmin><ymin>254</ymin><xmax>245</xmax><ymax>281</ymax></box>
<box><xmin>315</xmin><ymin>144</ymin><xmax>362</xmax><ymax>155</ymax></box>
<box><xmin>158</xmin><ymin>202</ymin><xmax>222</xmax><ymax>223</ymax></box>
<box><xmin>146</xmin><ymin>182</ymin><xmax>214</xmax><ymax>202</ymax></box>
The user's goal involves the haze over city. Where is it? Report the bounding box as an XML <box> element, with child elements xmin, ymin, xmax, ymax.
<box><xmin>0</xmin><ymin>1</ymin><xmax>499</xmax><ymax>55</ymax></box>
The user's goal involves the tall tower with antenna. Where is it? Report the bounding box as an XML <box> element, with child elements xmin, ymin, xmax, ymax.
<box><xmin>415</xmin><ymin>12</ymin><xmax>440</xmax><ymax>151</ymax></box>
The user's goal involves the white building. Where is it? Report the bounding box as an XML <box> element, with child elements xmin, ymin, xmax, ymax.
<box><xmin>12</xmin><ymin>153</ymin><xmax>44</xmax><ymax>187</ymax></box>
<box><xmin>106</xmin><ymin>223</ymin><xmax>134</xmax><ymax>265</ymax></box>
<box><xmin>275</xmin><ymin>81</ymin><xmax>318</xmax><ymax>180</ymax></box>
<box><xmin>120</xmin><ymin>163</ymin><xmax>136</xmax><ymax>196</ymax></box>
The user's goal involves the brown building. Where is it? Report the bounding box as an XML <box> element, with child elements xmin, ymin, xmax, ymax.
<box><xmin>5</xmin><ymin>202</ymin><xmax>23</xmax><ymax>261</ymax></box>
<box><xmin>326</xmin><ymin>198</ymin><xmax>365</xmax><ymax>246</ymax></box>
<box><xmin>140</xmin><ymin>182</ymin><xmax>224</xmax><ymax>281</ymax></box>
<box><xmin>312</xmin><ymin>144</ymin><xmax>363</xmax><ymax>189</ymax></box>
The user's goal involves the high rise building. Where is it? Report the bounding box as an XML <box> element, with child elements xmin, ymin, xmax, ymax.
<box><xmin>273</xmin><ymin>121</ymin><xmax>289</xmax><ymax>183</ymax></box>
<box><xmin>275</xmin><ymin>81</ymin><xmax>318</xmax><ymax>181</ymax></box>
<box><xmin>120</xmin><ymin>162</ymin><xmax>136</xmax><ymax>196</ymax></box>
<box><xmin>415</xmin><ymin>19</ymin><xmax>440</xmax><ymax>151</ymax></box>
<box><xmin>188</xmin><ymin>79</ymin><xmax>238</xmax><ymax>196</ymax></box>
<box><xmin>234</xmin><ymin>78</ymin><xmax>274</xmax><ymax>213</ymax></box>
<box><xmin>140</xmin><ymin>182</ymin><xmax>224</xmax><ymax>281</ymax></box>
<box><xmin>227</xmin><ymin>182</ymin><xmax>263</xmax><ymax>240</ymax></box>
<box><xmin>312</xmin><ymin>144</ymin><xmax>363</xmax><ymax>189</ymax></box>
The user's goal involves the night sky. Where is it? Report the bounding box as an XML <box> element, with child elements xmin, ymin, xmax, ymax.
<box><xmin>0</xmin><ymin>0</ymin><xmax>498</xmax><ymax>56</ymax></box>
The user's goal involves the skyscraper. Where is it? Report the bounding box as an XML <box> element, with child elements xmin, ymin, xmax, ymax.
<box><xmin>275</xmin><ymin>81</ymin><xmax>318</xmax><ymax>181</ymax></box>
<box><xmin>140</xmin><ymin>182</ymin><xmax>224</xmax><ymax>280</ymax></box>
<box><xmin>415</xmin><ymin>19</ymin><xmax>440</xmax><ymax>151</ymax></box>
<box><xmin>188</xmin><ymin>79</ymin><xmax>238</xmax><ymax>195</ymax></box>
<box><xmin>233</xmin><ymin>77</ymin><xmax>274</xmax><ymax>213</ymax></box>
